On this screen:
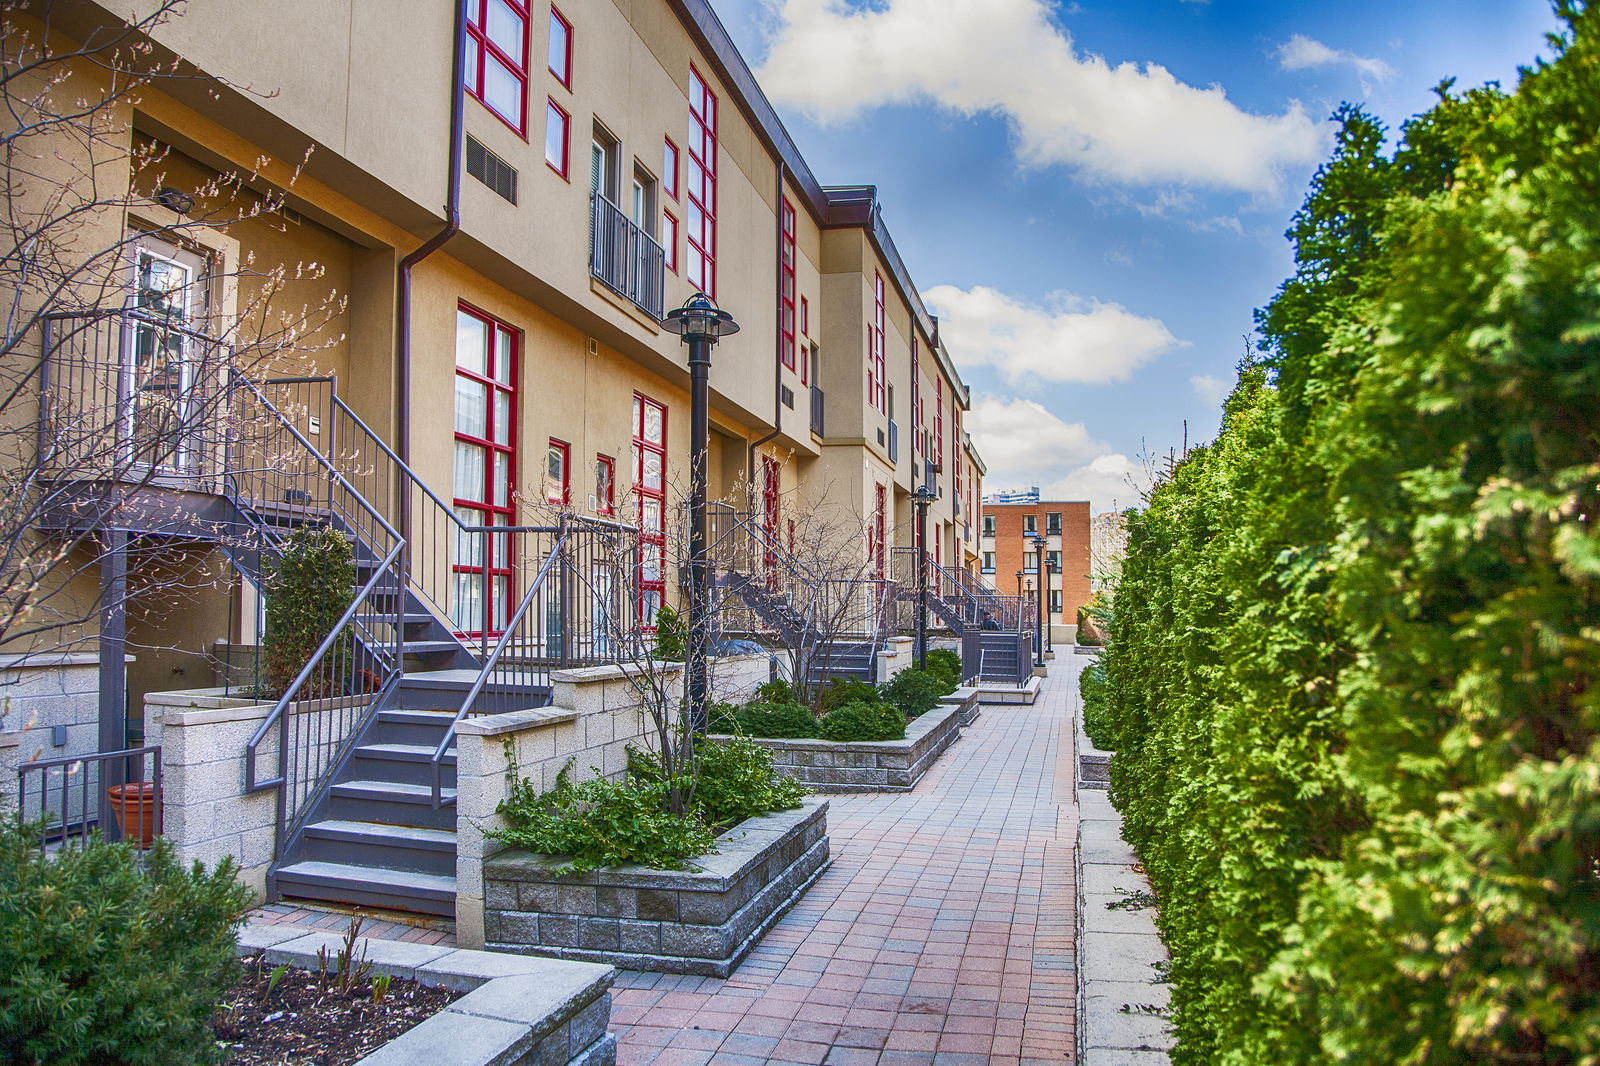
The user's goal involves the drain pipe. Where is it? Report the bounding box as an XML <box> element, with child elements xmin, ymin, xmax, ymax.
<box><xmin>397</xmin><ymin>0</ymin><xmax>468</xmax><ymax>505</ymax></box>
<box><xmin>747</xmin><ymin>160</ymin><xmax>787</xmax><ymax>506</ymax></box>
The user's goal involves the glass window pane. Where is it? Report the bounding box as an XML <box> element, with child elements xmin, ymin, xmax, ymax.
<box><xmin>642</xmin><ymin>498</ymin><xmax>662</xmax><ymax>531</ymax></box>
<box><xmin>494</xmin><ymin>452</ymin><xmax>510</xmax><ymax>507</ymax></box>
<box><xmin>641</xmin><ymin>452</ymin><xmax>662</xmax><ymax>492</ymax></box>
<box><xmin>453</xmin><ymin>507</ymin><xmax>485</xmax><ymax>564</ymax></box>
<box><xmin>455</xmin><ymin>377</ymin><xmax>487</xmax><ymax>437</ymax></box>
<box><xmin>451</xmin><ymin>571</ymin><xmax>484</xmax><ymax>631</ymax></box>
<box><xmin>493</xmin><ymin>390</ymin><xmax>511</xmax><ymax>444</ymax></box>
<box><xmin>488</xmin><ymin>0</ymin><xmax>526</xmax><ymax>62</ymax></box>
<box><xmin>454</xmin><ymin>441</ymin><xmax>487</xmax><ymax>502</ymax></box>
<box><xmin>644</xmin><ymin>404</ymin><xmax>664</xmax><ymax>444</ymax></box>
<box><xmin>456</xmin><ymin>311</ymin><xmax>487</xmax><ymax>373</ymax></box>
<box><xmin>545</xmin><ymin>102</ymin><xmax>566</xmax><ymax>170</ymax></box>
<box><xmin>547</xmin><ymin>11</ymin><xmax>569</xmax><ymax>81</ymax></box>
<box><xmin>494</xmin><ymin>328</ymin><xmax>515</xmax><ymax>383</ymax></box>
<box><xmin>492</xmin><ymin>576</ymin><xmax>511</xmax><ymax>631</ymax></box>
<box><xmin>485</xmin><ymin>57</ymin><xmax>522</xmax><ymax>126</ymax></box>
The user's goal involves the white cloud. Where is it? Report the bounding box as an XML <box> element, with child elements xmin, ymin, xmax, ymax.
<box><xmin>754</xmin><ymin>0</ymin><xmax>1327</xmax><ymax>194</ymax></box>
<box><xmin>967</xmin><ymin>396</ymin><xmax>1150</xmax><ymax>513</ymax></box>
<box><xmin>1044</xmin><ymin>453</ymin><xmax>1150</xmax><ymax>514</ymax></box>
<box><xmin>1190</xmin><ymin>373</ymin><xmax>1231</xmax><ymax>407</ymax></box>
<box><xmin>925</xmin><ymin>285</ymin><xmax>1185</xmax><ymax>386</ymax></box>
<box><xmin>1277</xmin><ymin>33</ymin><xmax>1395</xmax><ymax>91</ymax></box>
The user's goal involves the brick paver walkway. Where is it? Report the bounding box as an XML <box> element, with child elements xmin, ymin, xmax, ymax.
<box><xmin>612</xmin><ymin>670</ymin><xmax>1079</xmax><ymax>1066</ymax></box>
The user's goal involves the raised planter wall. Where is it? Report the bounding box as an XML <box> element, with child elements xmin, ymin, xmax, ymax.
<box><xmin>483</xmin><ymin>798</ymin><xmax>829</xmax><ymax>978</ymax></box>
<box><xmin>723</xmin><ymin>693</ymin><xmax>970</xmax><ymax>792</ymax></box>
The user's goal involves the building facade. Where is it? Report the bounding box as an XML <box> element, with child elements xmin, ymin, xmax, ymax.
<box><xmin>979</xmin><ymin>500</ymin><xmax>1092</xmax><ymax>638</ymax></box>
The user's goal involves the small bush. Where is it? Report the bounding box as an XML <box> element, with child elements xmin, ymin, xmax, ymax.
<box><xmin>754</xmin><ymin>678</ymin><xmax>797</xmax><ymax>705</ymax></box>
<box><xmin>692</xmin><ymin>735</ymin><xmax>808</xmax><ymax>829</ymax></box>
<box><xmin>924</xmin><ymin>648</ymin><xmax>963</xmax><ymax>691</ymax></box>
<box><xmin>819</xmin><ymin>700</ymin><xmax>906</xmax><ymax>742</ymax></box>
<box><xmin>881</xmin><ymin>667</ymin><xmax>946</xmax><ymax>718</ymax></box>
<box><xmin>706</xmin><ymin>700</ymin><xmax>742</xmax><ymax>734</ymax></box>
<box><xmin>0</xmin><ymin>822</ymin><xmax>253</xmax><ymax>1066</ymax></box>
<box><xmin>492</xmin><ymin>761</ymin><xmax>716</xmax><ymax>874</ymax></box>
<box><xmin>735</xmin><ymin>700</ymin><xmax>822</xmax><ymax>739</ymax></box>
<box><xmin>1079</xmin><ymin>659</ymin><xmax>1114</xmax><ymax>750</ymax></box>
<box><xmin>652</xmin><ymin>607</ymin><xmax>687</xmax><ymax>661</ymax></box>
<box><xmin>263</xmin><ymin>524</ymin><xmax>355</xmax><ymax>698</ymax></box>
<box><xmin>816</xmin><ymin>677</ymin><xmax>882</xmax><ymax>714</ymax></box>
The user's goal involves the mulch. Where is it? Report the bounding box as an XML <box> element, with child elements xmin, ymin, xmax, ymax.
<box><xmin>214</xmin><ymin>952</ymin><xmax>463</xmax><ymax>1065</ymax></box>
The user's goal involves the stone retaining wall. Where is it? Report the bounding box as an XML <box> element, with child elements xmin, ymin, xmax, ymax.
<box><xmin>483</xmin><ymin>798</ymin><xmax>829</xmax><ymax>978</ymax></box>
<box><xmin>723</xmin><ymin>694</ymin><xmax>970</xmax><ymax>792</ymax></box>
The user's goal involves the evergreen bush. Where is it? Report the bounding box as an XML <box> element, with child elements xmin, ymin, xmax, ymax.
<box><xmin>880</xmin><ymin>667</ymin><xmax>946</xmax><ymax>718</ymax></box>
<box><xmin>735</xmin><ymin>700</ymin><xmax>822</xmax><ymax>739</ymax></box>
<box><xmin>262</xmin><ymin>524</ymin><xmax>354</xmax><ymax>698</ymax></box>
<box><xmin>816</xmin><ymin>677</ymin><xmax>881</xmax><ymax>714</ymax></box>
<box><xmin>652</xmin><ymin>606</ymin><xmax>687</xmax><ymax>661</ymax></box>
<box><xmin>690</xmin><ymin>734</ymin><xmax>808</xmax><ymax>829</ymax></box>
<box><xmin>818</xmin><ymin>700</ymin><xmax>905</xmax><ymax>742</ymax></box>
<box><xmin>924</xmin><ymin>648</ymin><xmax>963</xmax><ymax>691</ymax></box>
<box><xmin>0</xmin><ymin>823</ymin><xmax>252</xmax><ymax>1066</ymax></box>
<box><xmin>1094</xmin><ymin>13</ymin><xmax>1600</xmax><ymax>1062</ymax></box>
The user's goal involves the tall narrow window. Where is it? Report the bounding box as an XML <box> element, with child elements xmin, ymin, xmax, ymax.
<box><xmin>686</xmin><ymin>67</ymin><xmax>717</xmax><ymax>296</ymax></box>
<box><xmin>546</xmin><ymin>438</ymin><xmax>570</xmax><ymax>505</ymax></box>
<box><xmin>870</xmin><ymin>273</ymin><xmax>886</xmax><ymax>414</ymax></box>
<box><xmin>872</xmin><ymin>484</ymin><xmax>887</xmax><ymax>578</ymax></box>
<box><xmin>595</xmin><ymin>454</ymin><xmax>615</xmax><ymax>515</ymax></box>
<box><xmin>663</xmin><ymin>138</ymin><xmax>680</xmax><ymax>200</ymax></box>
<box><xmin>633</xmin><ymin>394</ymin><xmax>668</xmax><ymax>626</ymax></box>
<box><xmin>453</xmin><ymin>305</ymin><xmax>518</xmax><ymax>635</ymax></box>
<box><xmin>545</xmin><ymin>98</ymin><xmax>569</xmax><ymax>177</ymax></box>
<box><xmin>780</xmin><ymin>199</ymin><xmax>796</xmax><ymax>372</ymax></box>
<box><xmin>662</xmin><ymin>210</ymin><xmax>679</xmax><ymax>272</ymax></box>
<box><xmin>935</xmin><ymin>377</ymin><xmax>944</xmax><ymax>468</ymax></box>
<box><xmin>1047</xmin><ymin>511</ymin><xmax>1062</xmax><ymax>535</ymax></box>
<box><xmin>983</xmin><ymin>515</ymin><xmax>995</xmax><ymax>537</ymax></box>
<box><xmin>910</xmin><ymin>337</ymin><xmax>919</xmax><ymax>457</ymax></box>
<box><xmin>547</xmin><ymin>6</ymin><xmax>571</xmax><ymax>88</ymax></box>
<box><xmin>762</xmin><ymin>457</ymin><xmax>781</xmax><ymax>587</ymax></box>
<box><xmin>465</xmin><ymin>0</ymin><xmax>531</xmax><ymax>135</ymax></box>
<box><xmin>799</xmin><ymin>296</ymin><xmax>810</xmax><ymax>385</ymax></box>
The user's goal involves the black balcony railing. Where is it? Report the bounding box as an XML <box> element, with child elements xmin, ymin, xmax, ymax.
<box><xmin>810</xmin><ymin>384</ymin><xmax>825</xmax><ymax>436</ymax></box>
<box><xmin>590</xmin><ymin>192</ymin><xmax>665</xmax><ymax>320</ymax></box>
<box><xmin>888</xmin><ymin>419</ymin><xmax>899</xmax><ymax>464</ymax></box>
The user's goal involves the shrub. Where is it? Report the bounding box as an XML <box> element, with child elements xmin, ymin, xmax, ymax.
<box><xmin>0</xmin><ymin>822</ymin><xmax>252</xmax><ymax>1066</ymax></box>
<box><xmin>691</xmin><ymin>735</ymin><xmax>808</xmax><ymax>829</ymax></box>
<box><xmin>1079</xmin><ymin>659</ymin><xmax>1114</xmax><ymax>750</ymax></box>
<box><xmin>754</xmin><ymin>678</ymin><xmax>797</xmax><ymax>705</ymax></box>
<box><xmin>819</xmin><ymin>700</ymin><xmax>905</xmax><ymax>742</ymax></box>
<box><xmin>816</xmin><ymin>677</ymin><xmax>881</xmax><ymax>714</ymax></box>
<box><xmin>880</xmin><ymin>667</ymin><xmax>946</xmax><ymax>718</ymax></box>
<box><xmin>735</xmin><ymin>700</ymin><xmax>822</xmax><ymax>739</ymax></box>
<box><xmin>652</xmin><ymin>606</ymin><xmax>686</xmax><ymax>661</ymax></box>
<box><xmin>924</xmin><ymin>648</ymin><xmax>963</xmax><ymax>691</ymax></box>
<box><xmin>263</xmin><ymin>524</ymin><xmax>354</xmax><ymax>698</ymax></box>
<box><xmin>492</xmin><ymin>760</ymin><xmax>716</xmax><ymax>874</ymax></box>
<box><xmin>705</xmin><ymin>700</ymin><xmax>742</xmax><ymax>734</ymax></box>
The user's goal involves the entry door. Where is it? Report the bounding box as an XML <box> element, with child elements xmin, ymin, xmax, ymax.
<box><xmin>123</xmin><ymin>235</ymin><xmax>208</xmax><ymax>472</ymax></box>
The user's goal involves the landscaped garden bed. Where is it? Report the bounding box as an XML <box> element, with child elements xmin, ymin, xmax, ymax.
<box><xmin>721</xmin><ymin>697</ymin><xmax>966</xmax><ymax>790</ymax></box>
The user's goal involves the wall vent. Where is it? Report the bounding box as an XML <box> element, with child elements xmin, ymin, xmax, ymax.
<box><xmin>780</xmin><ymin>386</ymin><xmax>794</xmax><ymax>409</ymax></box>
<box><xmin>587</xmin><ymin>337</ymin><xmax>599</xmax><ymax>357</ymax></box>
<box><xmin>876</xmin><ymin>428</ymin><xmax>886</xmax><ymax>446</ymax></box>
<box><xmin>466</xmin><ymin>135</ymin><xmax>518</xmax><ymax>204</ymax></box>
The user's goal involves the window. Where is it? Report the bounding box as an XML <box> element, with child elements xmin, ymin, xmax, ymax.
<box><xmin>547</xmin><ymin>6</ymin><xmax>571</xmax><ymax>88</ymax></box>
<box><xmin>910</xmin><ymin>337</ymin><xmax>919</xmax><ymax>456</ymax></box>
<box><xmin>1047</xmin><ymin>549</ymin><xmax>1061</xmax><ymax>572</ymax></box>
<box><xmin>934</xmin><ymin>377</ymin><xmax>944</xmax><ymax>468</ymax></box>
<box><xmin>544</xmin><ymin>98</ymin><xmax>569</xmax><ymax>177</ymax></box>
<box><xmin>452</xmin><ymin>305</ymin><xmax>518</xmax><ymax>635</ymax></box>
<box><xmin>1047</xmin><ymin>511</ymin><xmax>1061</xmax><ymax>535</ymax></box>
<box><xmin>633</xmin><ymin>393</ymin><xmax>668</xmax><ymax>626</ymax></box>
<box><xmin>546</xmin><ymin>438</ymin><xmax>569</xmax><ymax>505</ymax></box>
<box><xmin>630</xmin><ymin>164</ymin><xmax>658</xmax><ymax>238</ymax></box>
<box><xmin>982</xmin><ymin>551</ymin><xmax>995</xmax><ymax>573</ymax></box>
<box><xmin>982</xmin><ymin>515</ymin><xmax>995</xmax><ymax>537</ymax></box>
<box><xmin>780</xmin><ymin>198</ymin><xmax>796</xmax><ymax>372</ymax></box>
<box><xmin>595</xmin><ymin>454</ymin><xmax>614</xmax><ymax>514</ymax></box>
<box><xmin>871</xmin><ymin>483</ymin><xmax>886</xmax><ymax>578</ymax></box>
<box><xmin>1024</xmin><ymin>513</ymin><xmax>1037</xmax><ymax>533</ymax></box>
<box><xmin>686</xmin><ymin>67</ymin><xmax>717</xmax><ymax>295</ymax></box>
<box><xmin>662</xmin><ymin>210</ymin><xmax>678</xmax><ymax>272</ymax></box>
<box><xmin>1050</xmin><ymin>590</ymin><xmax>1062</xmax><ymax>615</ymax></box>
<box><xmin>466</xmin><ymin>0</ymin><xmax>531</xmax><ymax>134</ymax></box>
<box><xmin>663</xmin><ymin>138</ymin><xmax>679</xmax><ymax>200</ymax></box>
<box><xmin>869</xmin><ymin>273</ymin><xmax>886</xmax><ymax>414</ymax></box>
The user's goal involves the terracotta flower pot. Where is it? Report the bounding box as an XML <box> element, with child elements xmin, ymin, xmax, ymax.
<box><xmin>106</xmin><ymin>782</ymin><xmax>159</xmax><ymax>848</ymax></box>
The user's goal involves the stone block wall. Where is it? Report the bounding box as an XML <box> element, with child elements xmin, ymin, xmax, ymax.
<box><xmin>875</xmin><ymin>637</ymin><xmax>914</xmax><ymax>683</ymax></box>
<box><xmin>483</xmin><ymin>799</ymin><xmax>829</xmax><ymax>977</ymax></box>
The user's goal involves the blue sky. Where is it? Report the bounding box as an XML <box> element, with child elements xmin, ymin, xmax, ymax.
<box><xmin>707</xmin><ymin>0</ymin><xmax>1563</xmax><ymax>511</ymax></box>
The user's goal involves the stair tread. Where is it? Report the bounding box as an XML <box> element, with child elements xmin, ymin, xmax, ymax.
<box><xmin>400</xmin><ymin>641</ymin><xmax>468</xmax><ymax>654</ymax></box>
<box><xmin>403</xmin><ymin>669</ymin><xmax>487</xmax><ymax>685</ymax></box>
<box><xmin>303</xmin><ymin>819</ymin><xmax>456</xmax><ymax>847</ymax></box>
<box><xmin>355</xmin><ymin>742</ymin><xmax>456</xmax><ymax>761</ymax></box>
<box><xmin>276</xmin><ymin>860</ymin><xmax>456</xmax><ymax>897</ymax></box>
<box><xmin>332</xmin><ymin>779</ymin><xmax>456</xmax><ymax>802</ymax></box>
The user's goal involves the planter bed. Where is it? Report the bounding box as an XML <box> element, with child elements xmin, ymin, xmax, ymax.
<box><xmin>483</xmin><ymin>798</ymin><xmax>830</xmax><ymax>978</ymax></box>
<box><xmin>235</xmin><ymin>922</ymin><xmax>616</xmax><ymax>1066</ymax></box>
<box><xmin>719</xmin><ymin>695</ymin><xmax>968</xmax><ymax>792</ymax></box>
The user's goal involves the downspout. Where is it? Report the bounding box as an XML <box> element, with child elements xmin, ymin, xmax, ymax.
<box><xmin>747</xmin><ymin>160</ymin><xmax>786</xmax><ymax>505</ymax></box>
<box><xmin>396</xmin><ymin>0</ymin><xmax>468</xmax><ymax>495</ymax></box>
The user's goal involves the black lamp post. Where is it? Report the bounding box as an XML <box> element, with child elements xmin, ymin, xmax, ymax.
<box><xmin>661</xmin><ymin>292</ymin><xmax>739</xmax><ymax>731</ymax></box>
<box><xmin>911</xmin><ymin>484</ymin><xmax>937</xmax><ymax>669</ymax></box>
<box><xmin>1028</xmin><ymin>530</ymin><xmax>1048</xmax><ymax>667</ymax></box>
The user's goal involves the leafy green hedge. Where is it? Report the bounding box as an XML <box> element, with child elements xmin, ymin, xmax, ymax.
<box><xmin>1089</xmin><ymin>10</ymin><xmax>1600</xmax><ymax>1063</ymax></box>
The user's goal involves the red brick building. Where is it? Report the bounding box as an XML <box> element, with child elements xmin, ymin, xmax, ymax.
<box><xmin>979</xmin><ymin>498</ymin><xmax>1093</xmax><ymax>635</ymax></box>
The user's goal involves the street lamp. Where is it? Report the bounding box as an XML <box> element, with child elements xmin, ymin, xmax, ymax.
<box><xmin>1028</xmin><ymin>530</ymin><xmax>1048</xmax><ymax>668</ymax></box>
<box><xmin>911</xmin><ymin>484</ymin><xmax>938</xmax><ymax>669</ymax></box>
<box><xmin>661</xmin><ymin>292</ymin><xmax>740</xmax><ymax>731</ymax></box>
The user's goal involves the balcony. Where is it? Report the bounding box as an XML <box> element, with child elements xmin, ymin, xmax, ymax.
<box><xmin>887</xmin><ymin>419</ymin><xmax>899</xmax><ymax>464</ymax></box>
<box><xmin>589</xmin><ymin>192</ymin><xmax>665</xmax><ymax>320</ymax></box>
<box><xmin>810</xmin><ymin>384</ymin><xmax>825</xmax><ymax>436</ymax></box>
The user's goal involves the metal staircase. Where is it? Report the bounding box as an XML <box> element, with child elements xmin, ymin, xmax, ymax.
<box><xmin>890</xmin><ymin>548</ymin><xmax>1036</xmax><ymax>686</ymax></box>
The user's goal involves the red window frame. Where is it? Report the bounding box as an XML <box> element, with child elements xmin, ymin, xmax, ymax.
<box><xmin>465</xmin><ymin>0</ymin><xmax>531</xmax><ymax>136</ymax></box>
<box><xmin>935</xmin><ymin>376</ymin><xmax>945</xmax><ymax>469</ymax></box>
<box><xmin>547</xmin><ymin>5</ymin><xmax>572</xmax><ymax>89</ymax></box>
<box><xmin>633</xmin><ymin>393</ymin><xmax>668</xmax><ymax>628</ymax></box>
<box><xmin>452</xmin><ymin>303</ymin><xmax>519</xmax><ymax>638</ymax></box>
<box><xmin>780</xmin><ymin>198</ymin><xmax>797</xmax><ymax>372</ymax></box>
<box><xmin>910</xmin><ymin>336</ymin><xmax>919</xmax><ymax>456</ymax></box>
<box><xmin>799</xmin><ymin>296</ymin><xmax>810</xmax><ymax>385</ymax></box>
<box><xmin>545</xmin><ymin>98</ymin><xmax>569</xmax><ymax>178</ymax></box>
<box><xmin>686</xmin><ymin>66</ymin><xmax>717</xmax><ymax>297</ymax></box>
<box><xmin>663</xmin><ymin>138</ymin><xmax>680</xmax><ymax>200</ymax></box>
<box><xmin>872</xmin><ymin>483</ymin><xmax>887</xmax><ymax>579</ymax></box>
<box><xmin>762</xmin><ymin>457</ymin><xmax>781</xmax><ymax>587</ymax></box>
<box><xmin>595</xmin><ymin>454</ymin><xmax>615</xmax><ymax>515</ymax></box>
<box><xmin>546</xmin><ymin>438</ymin><xmax>570</xmax><ymax>506</ymax></box>
<box><xmin>870</xmin><ymin>272</ymin><xmax>886</xmax><ymax>414</ymax></box>
<box><xmin>662</xmin><ymin>209</ymin><xmax>678</xmax><ymax>273</ymax></box>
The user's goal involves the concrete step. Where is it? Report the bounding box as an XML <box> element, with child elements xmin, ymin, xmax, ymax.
<box><xmin>327</xmin><ymin>779</ymin><xmax>457</xmax><ymax>829</ymax></box>
<box><xmin>369</xmin><ymin>708</ymin><xmax>456</xmax><ymax>745</ymax></box>
<box><xmin>275</xmin><ymin>860</ymin><xmax>456</xmax><ymax>916</ymax></box>
<box><xmin>349</xmin><ymin>742</ymin><xmax>457</xmax><ymax>788</ymax></box>
<box><xmin>300</xmin><ymin>818</ymin><xmax>457</xmax><ymax>876</ymax></box>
